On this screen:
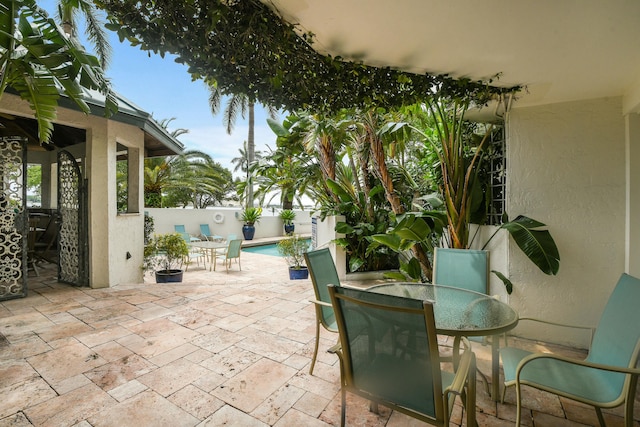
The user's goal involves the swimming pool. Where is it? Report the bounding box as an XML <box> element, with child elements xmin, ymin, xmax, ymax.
<box><xmin>242</xmin><ymin>239</ymin><xmax>311</xmax><ymax>257</ymax></box>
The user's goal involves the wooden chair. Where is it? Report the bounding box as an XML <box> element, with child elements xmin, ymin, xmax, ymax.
<box><xmin>27</xmin><ymin>217</ymin><xmax>40</xmax><ymax>276</ymax></box>
<box><xmin>328</xmin><ymin>284</ymin><xmax>477</xmax><ymax>427</ymax></box>
<box><xmin>501</xmin><ymin>273</ymin><xmax>640</xmax><ymax>427</ymax></box>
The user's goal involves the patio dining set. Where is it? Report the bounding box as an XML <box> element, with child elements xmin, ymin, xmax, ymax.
<box><xmin>305</xmin><ymin>247</ymin><xmax>640</xmax><ymax>427</ymax></box>
<box><xmin>175</xmin><ymin>224</ymin><xmax>242</xmax><ymax>273</ymax></box>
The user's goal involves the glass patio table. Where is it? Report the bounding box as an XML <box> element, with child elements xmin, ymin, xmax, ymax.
<box><xmin>367</xmin><ymin>282</ymin><xmax>519</xmax><ymax>400</ymax></box>
<box><xmin>189</xmin><ymin>240</ymin><xmax>229</xmax><ymax>271</ymax></box>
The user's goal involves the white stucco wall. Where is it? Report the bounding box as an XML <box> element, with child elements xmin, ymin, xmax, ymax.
<box><xmin>506</xmin><ymin>97</ymin><xmax>626</xmax><ymax>348</ymax></box>
<box><xmin>145</xmin><ymin>208</ymin><xmax>313</xmax><ymax>241</ymax></box>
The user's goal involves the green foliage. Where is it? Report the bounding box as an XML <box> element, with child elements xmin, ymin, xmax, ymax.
<box><xmin>276</xmin><ymin>234</ymin><xmax>309</xmax><ymax>269</ymax></box>
<box><xmin>143</xmin><ymin>214</ymin><xmax>154</xmax><ymax>245</ymax></box>
<box><xmin>143</xmin><ymin>232</ymin><xmax>189</xmax><ymax>272</ymax></box>
<box><xmin>144</xmin><ymin>150</ymin><xmax>235</xmax><ymax>208</ymax></box>
<box><xmin>96</xmin><ymin>0</ymin><xmax>515</xmax><ymax>113</ymax></box>
<box><xmin>1</xmin><ymin>0</ymin><xmax>117</xmax><ymax>143</ymax></box>
<box><xmin>279</xmin><ymin>209</ymin><xmax>296</xmax><ymax>225</ymax></box>
<box><xmin>240</xmin><ymin>206</ymin><xmax>262</xmax><ymax>225</ymax></box>
<box><xmin>372</xmin><ymin>210</ymin><xmax>448</xmax><ymax>282</ymax></box>
<box><xmin>325</xmin><ymin>176</ymin><xmax>400</xmax><ymax>273</ymax></box>
<box><xmin>484</xmin><ymin>215</ymin><xmax>560</xmax><ymax>276</ymax></box>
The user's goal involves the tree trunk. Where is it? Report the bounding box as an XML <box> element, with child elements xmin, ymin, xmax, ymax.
<box><xmin>247</xmin><ymin>102</ymin><xmax>255</xmax><ymax>207</ymax></box>
<box><xmin>368</xmin><ymin>121</ymin><xmax>433</xmax><ymax>279</ymax></box>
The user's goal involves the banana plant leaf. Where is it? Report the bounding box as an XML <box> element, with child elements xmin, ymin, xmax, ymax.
<box><xmin>493</xmin><ymin>215</ymin><xmax>560</xmax><ymax>275</ymax></box>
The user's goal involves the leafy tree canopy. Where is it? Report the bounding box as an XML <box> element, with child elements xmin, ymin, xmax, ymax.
<box><xmin>96</xmin><ymin>0</ymin><xmax>518</xmax><ymax>113</ymax></box>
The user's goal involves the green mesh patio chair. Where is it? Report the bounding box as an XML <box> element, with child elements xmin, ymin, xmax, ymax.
<box><xmin>501</xmin><ymin>273</ymin><xmax>640</xmax><ymax>427</ymax></box>
<box><xmin>174</xmin><ymin>224</ymin><xmax>200</xmax><ymax>242</ymax></box>
<box><xmin>199</xmin><ymin>224</ymin><xmax>222</xmax><ymax>241</ymax></box>
<box><xmin>304</xmin><ymin>248</ymin><xmax>340</xmax><ymax>375</ymax></box>
<box><xmin>328</xmin><ymin>284</ymin><xmax>477</xmax><ymax>427</ymax></box>
<box><xmin>179</xmin><ymin>233</ymin><xmax>206</xmax><ymax>271</ymax></box>
<box><xmin>214</xmin><ymin>239</ymin><xmax>242</xmax><ymax>272</ymax></box>
<box><xmin>433</xmin><ymin>247</ymin><xmax>496</xmax><ymax>393</ymax></box>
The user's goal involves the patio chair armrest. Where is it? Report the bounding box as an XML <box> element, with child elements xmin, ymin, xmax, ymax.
<box><xmin>517</xmin><ymin>317</ymin><xmax>595</xmax><ymax>342</ymax></box>
<box><xmin>309</xmin><ymin>299</ymin><xmax>332</xmax><ymax>308</ymax></box>
<box><xmin>516</xmin><ymin>351</ymin><xmax>640</xmax><ymax>379</ymax></box>
<box><xmin>444</xmin><ymin>337</ymin><xmax>476</xmax><ymax>419</ymax></box>
<box><xmin>328</xmin><ymin>342</ymin><xmax>342</xmax><ymax>354</ymax></box>
<box><xmin>445</xmin><ymin>337</ymin><xmax>475</xmax><ymax>396</ymax></box>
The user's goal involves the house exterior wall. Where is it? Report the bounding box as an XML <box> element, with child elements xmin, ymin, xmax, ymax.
<box><xmin>506</xmin><ymin>96</ymin><xmax>626</xmax><ymax>347</ymax></box>
<box><xmin>1</xmin><ymin>94</ymin><xmax>147</xmax><ymax>289</ymax></box>
<box><xmin>52</xmin><ymin>105</ymin><xmax>147</xmax><ymax>288</ymax></box>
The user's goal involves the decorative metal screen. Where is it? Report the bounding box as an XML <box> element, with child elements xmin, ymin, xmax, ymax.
<box><xmin>0</xmin><ymin>137</ymin><xmax>27</xmax><ymax>301</ymax></box>
<box><xmin>486</xmin><ymin>126</ymin><xmax>506</xmax><ymax>226</ymax></box>
<box><xmin>58</xmin><ymin>150</ymin><xmax>88</xmax><ymax>286</ymax></box>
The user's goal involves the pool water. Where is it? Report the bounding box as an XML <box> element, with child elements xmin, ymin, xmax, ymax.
<box><xmin>242</xmin><ymin>240</ymin><xmax>311</xmax><ymax>257</ymax></box>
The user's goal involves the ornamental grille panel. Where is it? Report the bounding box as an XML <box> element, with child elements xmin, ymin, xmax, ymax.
<box><xmin>57</xmin><ymin>150</ymin><xmax>88</xmax><ymax>286</ymax></box>
<box><xmin>0</xmin><ymin>137</ymin><xmax>27</xmax><ymax>301</ymax></box>
<box><xmin>486</xmin><ymin>126</ymin><xmax>506</xmax><ymax>226</ymax></box>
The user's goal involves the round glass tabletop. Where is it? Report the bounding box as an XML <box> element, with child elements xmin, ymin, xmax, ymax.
<box><xmin>367</xmin><ymin>283</ymin><xmax>518</xmax><ymax>336</ymax></box>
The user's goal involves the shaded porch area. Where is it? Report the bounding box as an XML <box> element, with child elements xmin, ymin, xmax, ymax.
<box><xmin>1</xmin><ymin>252</ymin><xmax>639</xmax><ymax>426</ymax></box>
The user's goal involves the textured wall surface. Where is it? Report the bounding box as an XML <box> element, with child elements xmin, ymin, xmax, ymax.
<box><xmin>507</xmin><ymin>97</ymin><xmax>626</xmax><ymax>347</ymax></box>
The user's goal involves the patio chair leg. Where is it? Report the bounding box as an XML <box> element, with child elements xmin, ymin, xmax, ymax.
<box><xmin>309</xmin><ymin>320</ymin><xmax>320</xmax><ymax>375</ymax></box>
<box><xmin>595</xmin><ymin>408</ymin><xmax>606</xmax><ymax>427</ymax></box>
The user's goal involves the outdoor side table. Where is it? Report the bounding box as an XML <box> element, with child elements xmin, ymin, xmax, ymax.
<box><xmin>367</xmin><ymin>282</ymin><xmax>519</xmax><ymax>401</ymax></box>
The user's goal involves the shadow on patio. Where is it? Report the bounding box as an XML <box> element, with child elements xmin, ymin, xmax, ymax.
<box><xmin>1</xmin><ymin>252</ymin><xmax>639</xmax><ymax>426</ymax></box>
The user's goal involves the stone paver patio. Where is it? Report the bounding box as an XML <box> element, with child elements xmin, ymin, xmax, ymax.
<box><xmin>2</xmin><ymin>245</ymin><xmax>639</xmax><ymax>426</ymax></box>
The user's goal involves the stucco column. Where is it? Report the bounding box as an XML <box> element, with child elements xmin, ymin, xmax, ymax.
<box><xmin>625</xmin><ymin>113</ymin><xmax>640</xmax><ymax>277</ymax></box>
<box><xmin>86</xmin><ymin>121</ymin><xmax>111</xmax><ymax>288</ymax></box>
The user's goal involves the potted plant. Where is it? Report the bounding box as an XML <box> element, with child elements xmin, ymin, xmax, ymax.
<box><xmin>279</xmin><ymin>209</ymin><xmax>296</xmax><ymax>235</ymax></box>
<box><xmin>143</xmin><ymin>233</ymin><xmax>189</xmax><ymax>283</ymax></box>
<box><xmin>277</xmin><ymin>234</ymin><xmax>310</xmax><ymax>280</ymax></box>
<box><xmin>240</xmin><ymin>206</ymin><xmax>262</xmax><ymax>240</ymax></box>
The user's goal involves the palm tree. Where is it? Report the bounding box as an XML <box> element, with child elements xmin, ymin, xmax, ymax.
<box><xmin>156</xmin><ymin>117</ymin><xmax>189</xmax><ymax>138</ymax></box>
<box><xmin>143</xmin><ymin>156</ymin><xmax>173</xmax><ymax>207</ymax></box>
<box><xmin>230</xmin><ymin>141</ymin><xmax>263</xmax><ymax>192</ymax></box>
<box><xmin>55</xmin><ymin>0</ymin><xmax>112</xmax><ymax>69</ymax></box>
<box><xmin>208</xmin><ymin>86</ymin><xmax>278</xmax><ymax>207</ymax></box>
<box><xmin>166</xmin><ymin>150</ymin><xmax>233</xmax><ymax>208</ymax></box>
<box><xmin>0</xmin><ymin>0</ymin><xmax>116</xmax><ymax>143</ymax></box>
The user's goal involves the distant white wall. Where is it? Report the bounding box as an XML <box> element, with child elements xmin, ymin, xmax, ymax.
<box><xmin>506</xmin><ymin>96</ymin><xmax>626</xmax><ymax>348</ymax></box>
<box><xmin>145</xmin><ymin>208</ymin><xmax>313</xmax><ymax>240</ymax></box>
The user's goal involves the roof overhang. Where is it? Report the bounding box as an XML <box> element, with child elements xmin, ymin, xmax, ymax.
<box><xmin>262</xmin><ymin>0</ymin><xmax>640</xmax><ymax>112</ymax></box>
<box><xmin>1</xmin><ymin>88</ymin><xmax>184</xmax><ymax>157</ymax></box>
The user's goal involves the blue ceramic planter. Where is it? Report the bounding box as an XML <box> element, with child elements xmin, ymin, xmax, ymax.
<box><xmin>288</xmin><ymin>266</ymin><xmax>309</xmax><ymax>280</ymax></box>
<box><xmin>242</xmin><ymin>224</ymin><xmax>255</xmax><ymax>240</ymax></box>
<box><xmin>155</xmin><ymin>269</ymin><xmax>183</xmax><ymax>283</ymax></box>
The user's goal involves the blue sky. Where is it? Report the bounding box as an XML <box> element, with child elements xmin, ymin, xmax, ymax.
<box><xmin>40</xmin><ymin>0</ymin><xmax>279</xmax><ymax>175</ymax></box>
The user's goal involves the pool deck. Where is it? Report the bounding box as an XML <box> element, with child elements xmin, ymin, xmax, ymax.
<box><xmin>2</xmin><ymin>253</ymin><xmax>639</xmax><ymax>426</ymax></box>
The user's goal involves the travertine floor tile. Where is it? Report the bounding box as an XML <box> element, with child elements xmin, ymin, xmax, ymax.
<box><xmin>212</xmin><ymin>358</ymin><xmax>297</xmax><ymax>413</ymax></box>
<box><xmin>24</xmin><ymin>382</ymin><xmax>115</xmax><ymax>426</ymax></box>
<box><xmin>137</xmin><ymin>358</ymin><xmax>211</xmax><ymax>397</ymax></box>
<box><xmin>26</xmin><ymin>341</ymin><xmax>106</xmax><ymax>384</ymax></box>
<box><xmin>199</xmin><ymin>404</ymin><xmax>268</xmax><ymax>427</ymax></box>
<box><xmin>1</xmin><ymin>248</ymin><xmax>638</xmax><ymax>427</ymax></box>
<box><xmin>88</xmin><ymin>390</ymin><xmax>198</xmax><ymax>427</ymax></box>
